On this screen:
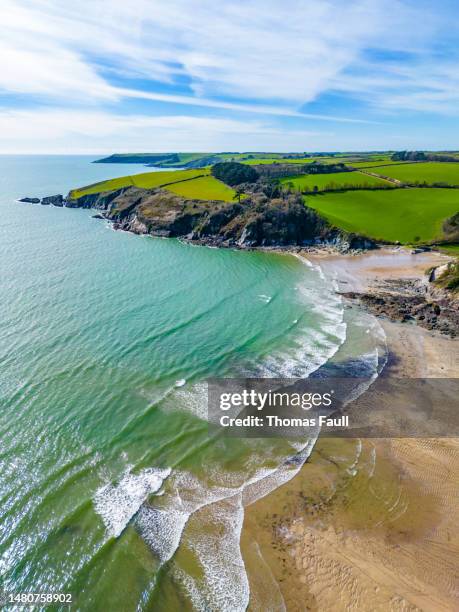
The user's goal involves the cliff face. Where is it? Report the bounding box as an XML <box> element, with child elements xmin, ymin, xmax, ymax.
<box><xmin>64</xmin><ymin>186</ymin><xmax>347</xmax><ymax>248</ymax></box>
<box><xmin>17</xmin><ymin>185</ymin><xmax>376</xmax><ymax>251</ymax></box>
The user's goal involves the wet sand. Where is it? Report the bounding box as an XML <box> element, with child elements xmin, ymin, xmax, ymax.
<box><xmin>242</xmin><ymin>248</ymin><xmax>459</xmax><ymax>611</ymax></box>
<box><xmin>305</xmin><ymin>247</ymin><xmax>450</xmax><ymax>292</ymax></box>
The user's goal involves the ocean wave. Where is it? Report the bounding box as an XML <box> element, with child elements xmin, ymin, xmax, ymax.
<box><xmin>91</xmin><ymin>251</ymin><xmax>388</xmax><ymax>610</ymax></box>
<box><xmin>93</xmin><ymin>467</ymin><xmax>171</xmax><ymax>538</ymax></box>
<box><xmin>132</xmin><ymin>438</ymin><xmax>318</xmax><ymax>612</ymax></box>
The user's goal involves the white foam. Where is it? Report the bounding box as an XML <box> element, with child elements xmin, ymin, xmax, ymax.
<box><xmin>174</xmin><ymin>493</ymin><xmax>249</xmax><ymax>612</ymax></box>
<box><xmin>257</xmin><ymin>294</ymin><xmax>272</xmax><ymax>303</ymax></box>
<box><xmin>126</xmin><ymin>251</ymin><xmax>389</xmax><ymax>609</ymax></box>
<box><xmin>93</xmin><ymin>466</ymin><xmax>171</xmax><ymax>537</ymax></box>
<box><xmin>174</xmin><ymin>381</ymin><xmax>208</xmax><ymax>419</ymax></box>
<box><xmin>136</xmin><ymin>471</ymin><xmax>237</xmax><ymax>564</ymax></box>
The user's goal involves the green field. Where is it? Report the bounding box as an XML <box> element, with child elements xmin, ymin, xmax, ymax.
<box><xmin>372</xmin><ymin>162</ymin><xmax>459</xmax><ymax>185</ymax></box>
<box><xmin>280</xmin><ymin>171</ymin><xmax>391</xmax><ymax>192</ymax></box>
<box><xmin>307</xmin><ymin>188</ymin><xmax>459</xmax><ymax>243</ymax></box>
<box><xmin>72</xmin><ymin>169</ymin><xmax>236</xmax><ymax>202</ymax></box>
<box><xmin>438</xmin><ymin>244</ymin><xmax>459</xmax><ymax>255</ymax></box>
<box><xmin>71</xmin><ymin>169</ymin><xmax>210</xmax><ymax>198</ymax></box>
<box><xmin>242</xmin><ymin>158</ymin><xmax>288</xmax><ymax>165</ymax></box>
<box><xmin>348</xmin><ymin>160</ymin><xmax>412</xmax><ymax>169</ymax></box>
<box><xmin>163</xmin><ymin>175</ymin><xmax>236</xmax><ymax>201</ymax></box>
<box><xmin>242</xmin><ymin>157</ymin><xmax>342</xmax><ymax>165</ymax></box>
<box><xmin>158</xmin><ymin>153</ymin><xmax>211</xmax><ymax>166</ymax></box>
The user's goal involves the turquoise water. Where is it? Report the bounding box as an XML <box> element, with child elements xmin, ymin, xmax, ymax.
<box><xmin>0</xmin><ymin>157</ymin><xmax>378</xmax><ymax>610</ymax></box>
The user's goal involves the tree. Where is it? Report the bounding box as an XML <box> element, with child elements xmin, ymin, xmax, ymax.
<box><xmin>211</xmin><ymin>162</ymin><xmax>259</xmax><ymax>186</ymax></box>
<box><xmin>391</xmin><ymin>150</ymin><xmax>426</xmax><ymax>161</ymax></box>
<box><xmin>233</xmin><ymin>186</ymin><xmax>244</xmax><ymax>203</ymax></box>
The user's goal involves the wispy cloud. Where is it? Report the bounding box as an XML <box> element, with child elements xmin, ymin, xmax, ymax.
<box><xmin>1</xmin><ymin>0</ymin><xmax>458</xmax><ymax>151</ymax></box>
<box><xmin>3</xmin><ymin>0</ymin><xmax>455</xmax><ymax>109</ymax></box>
<box><xmin>117</xmin><ymin>88</ymin><xmax>377</xmax><ymax>123</ymax></box>
<box><xmin>0</xmin><ymin>108</ymin><xmax>329</xmax><ymax>153</ymax></box>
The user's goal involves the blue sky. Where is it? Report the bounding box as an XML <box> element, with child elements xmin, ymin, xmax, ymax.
<box><xmin>1</xmin><ymin>0</ymin><xmax>459</xmax><ymax>153</ymax></box>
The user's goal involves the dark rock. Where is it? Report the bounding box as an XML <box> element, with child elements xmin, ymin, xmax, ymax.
<box><xmin>41</xmin><ymin>194</ymin><xmax>64</xmax><ymax>206</ymax></box>
<box><xmin>65</xmin><ymin>186</ymin><xmax>333</xmax><ymax>249</ymax></box>
<box><xmin>62</xmin><ymin>185</ymin><xmax>383</xmax><ymax>256</ymax></box>
<box><xmin>347</xmin><ymin>234</ymin><xmax>377</xmax><ymax>250</ymax></box>
<box><xmin>341</xmin><ymin>284</ymin><xmax>458</xmax><ymax>338</ymax></box>
<box><xmin>92</xmin><ymin>214</ymin><xmax>105</xmax><ymax>219</ymax></box>
<box><xmin>411</xmin><ymin>246</ymin><xmax>431</xmax><ymax>254</ymax></box>
<box><xmin>19</xmin><ymin>197</ymin><xmax>40</xmax><ymax>203</ymax></box>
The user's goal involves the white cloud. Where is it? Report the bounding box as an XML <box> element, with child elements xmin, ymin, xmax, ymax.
<box><xmin>2</xmin><ymin>0</ymin><xmax>456</xmax><ymax>112</ymax></box>
<box><xmin>330</xmin><ymin>56</ymin><xmax>459</xmax><ymax>115</ymax></box>
<box><xmin>1</xmin><ymin>107</ymin><xmax>456</xmax><ymax>154</ymax></box>
<box><xmin>0</xmin><ymin>0</ymin><xmax>458</xmax><ymax>152</ymax></box>
<box><xmin>0</xmin><ymin>108</ymin><xmax>328</xmax><ymax>153</ymax></box>
<box><xmin>118</xmin><ymin>88</ymin><xmax>375</xmax><ymax>123</ymax></box>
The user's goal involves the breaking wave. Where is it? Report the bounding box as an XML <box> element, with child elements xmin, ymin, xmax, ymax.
<box><xmin>90</xmin><ymin>254</ymin><xmax>388</xmax><ymax>610</ymax></box>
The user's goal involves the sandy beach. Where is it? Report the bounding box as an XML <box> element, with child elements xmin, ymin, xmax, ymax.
<box><xmin>242</xmin><ymin>248</ymin><xmax>459</xmax><ymax>611</ymax></box>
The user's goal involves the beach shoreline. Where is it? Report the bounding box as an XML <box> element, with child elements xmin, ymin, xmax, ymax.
<box><xmin>242</xmin><ymin>247</ymin><xmax>459</xmax><ymax>611</ymax></box>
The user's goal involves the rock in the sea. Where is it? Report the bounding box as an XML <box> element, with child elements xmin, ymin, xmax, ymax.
<box><xmin>92</xmin><ymin>213</ymin><xmax>105</xmax><ymax>219</ymax></box>
<box><xmin>41</xmin><ymin>194</ymin><xmax>64</xmax><ymax>206</ymax></box>
<box><xmin>19</xmin><ymin>197</ymin><xmax>40</xmax><ymax>203</ymax></box>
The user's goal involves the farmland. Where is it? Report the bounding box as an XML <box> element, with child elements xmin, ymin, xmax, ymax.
<box><xmin>71</xmin><ymin>169</ymin><xmax>209</xmax><ymax>198</ymax></box>
<box><xmin>371</xmin><ymin>162</ymin><xmax>459</xmax><ymax>185</ymax></box>
<box><xmin>306</xmin><ymin>189</ymin><xmax>459</xmax><ymax>243</ymax></box>
<box><xmin>70</xmin><ymin>153</ymin><xmax>459</xmax><ymax>245</ymax></box>
<box><xmin>280</xmin><ymin>171</ymin><xmax>391</xmax><ymax>192</ymax></box>
<box><xmin>242</xmin><ymin>157</ymin><xmax>340</xmax><ymax>165</ymax></box>
<box><xmin>70</xmin><ymin>168</ymin><xmax>236</xmax><ymax>202</ymax></box>
<box><xmin>348</xmin><ymin>160</ymin><xmax>413</xmax><ymax>169</ymax></box>
<box><xmin>163</xmin><ymin>175</ymin><xmax>236</xmax><ymax>202</ymax></box>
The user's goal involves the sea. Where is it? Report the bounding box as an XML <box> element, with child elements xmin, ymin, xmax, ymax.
<box><xmin>0</xmin><ymin>156</ymin><xmax>386</xmax><ymax>610</ymax></box>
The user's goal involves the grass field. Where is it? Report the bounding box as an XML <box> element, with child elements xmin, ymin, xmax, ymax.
<box><xmin>280</xmin><ymin>171</ymin><xmax>391</xmax><ymax>192</ymax></box>
<box><xmin>72</xmin><ymin>169</ymin><xmax>236</xmax><ymax>202</ymax></box>
<box><xmin>348</xmin><ymin>160</ymin><xmax>412</xmax><ymax>169</ymax></box>
<box><xmin>71</xmin><ymin>169</ymin><xmax>210</xmax><ymax>198</ymax></box>
<box><xmin>306</xmin><ymin>188</ymin><xmax>459</xmax><ymax>243</ymax></box>
<box><xmin>242</xmin><ymin>157</ymin><xmax>340</xmax><ymax>165</ymax></box>
<box><xmin>164</xmin><ymin>175</ymin><xmax>236</xmax><ymax>201</ymax></box>
<box><xmin>242</xmin><ymin>158</ymin><xmax>288</xmax><ymax>165</ymax></box>
<box><xmin>438</xmin><ymin>244</ymin><xmax>459</xmax><ymax>255</ymax></box>
<box><xmin>371</xmin><ymin>162</ymin><xmax>459</xmax><ymax>185</ymax></box>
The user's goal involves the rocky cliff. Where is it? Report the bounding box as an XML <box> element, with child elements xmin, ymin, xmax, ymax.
<box><xmin>20</xmin><ymin>185</ymin><xmax>377</xmax><ymax>251</ymax></box>
<box><xmin>64</xmin><ymin>185</ymin><xmax>340</xmax><ymax>248</ymax></box>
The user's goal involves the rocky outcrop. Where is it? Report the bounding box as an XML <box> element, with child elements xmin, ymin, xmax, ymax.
<box><xmin>430</xmin><ymin>260</ymin><xmax>459</xmax><ymax>293</ymax></box>
<box><xmin>22</xmin><ymin>185</ymin><xmax>376</xmax><ymax>252</ymax></box>
<box><xmin>341</xmin><ymin>276</ymin><xmax>459</xmax><ymax>337</ymax></box>
<box><xmin>63</xmin><ymin>186</ymin><xmax>338</xmax><ymax>248</ymax></box>
<box><xmin>322</xmin><ymin>231</ymin><xmax>377</xmax><ymax>252</ymax></box>
<box><xmin>19</xmin><ymin>197</ymin><xmax>40</xmax><ymax>203</ymax></box>
<box><xmin>41</xmin><ymin>194</ymin><xmax>64</xmax><ymax>206</ymax></box>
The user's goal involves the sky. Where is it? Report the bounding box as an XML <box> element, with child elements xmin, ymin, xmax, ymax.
<box><xmin>1</xmin><ymin>0</ymin><xmax>459</xmax><ymax>153</ymax></box>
